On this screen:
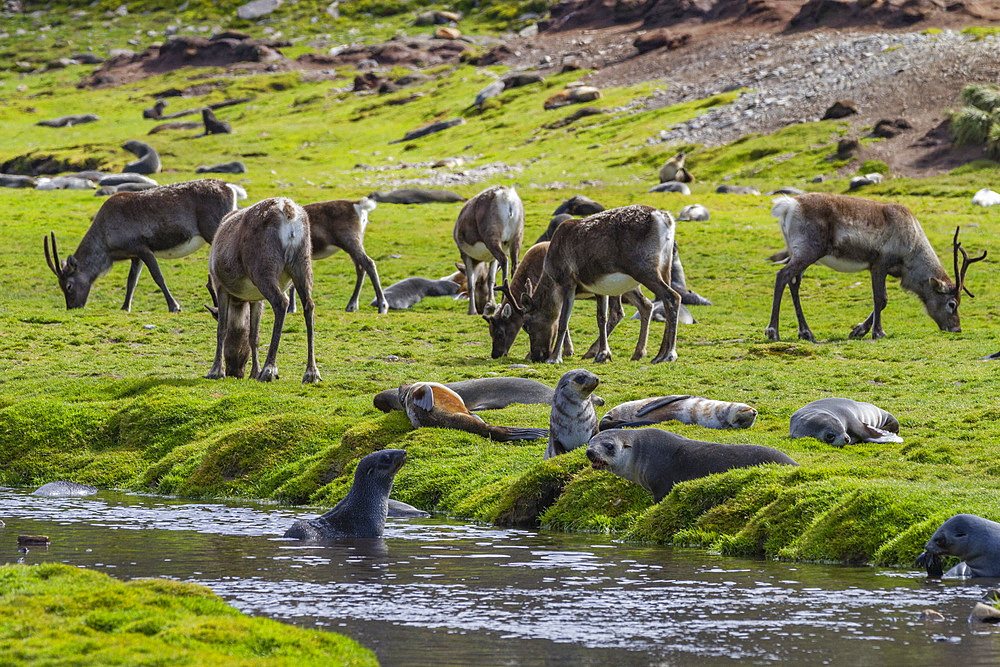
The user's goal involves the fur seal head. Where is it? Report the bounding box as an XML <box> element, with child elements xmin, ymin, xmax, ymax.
<box><xmin>917</xmin><ymin>514</ymin><xmax>1000</xmax><ymax>578</ymax></box>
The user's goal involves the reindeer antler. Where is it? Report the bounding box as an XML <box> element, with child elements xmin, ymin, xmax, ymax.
<box><xmin>497</xmin><ymin>279</ymin><xmax>524</xmax><ymax>315</ymax></box>
<box><xmin>44</xmin><ymin>232</ymin><xmax>63</xmax><ymax>279</ymax></box>
<box><xmin>953</xmin><ymin>226</ymin><xmax>988</xmax><ymax>298</ymax></box>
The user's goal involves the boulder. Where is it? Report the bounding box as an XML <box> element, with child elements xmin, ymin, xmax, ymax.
<box><xmin>434</xmin><ymin>27</ymin><xmax>462</xmax><ymax>39</ymax></box>
<box><xmin>236</xmin><ymin>0</ymin><xmax>282</xmax><ymax>20</ymax></box>
<box><xmin>822</xmin><ymin>100</ymin><xmax>858</xmax><ymax>120</ymax></box>
<box><xmin>871</xmin><ymin>118</ymin><xmax>912</xmax><ymax>138</ymax></box>
<box><xmin>633</xmin><ymin>29</ymin><xmax>691</xmax><ymax>53</ymax></box>
<box><xmin>474</xmin><ymin>79</ymin><xmax>505</xmax><ymax>106</ymax></box>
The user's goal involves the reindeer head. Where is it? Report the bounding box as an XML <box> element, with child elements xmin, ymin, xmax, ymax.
<box><xmin>924</xmin><ymin>227</ymin><xmax>987</xmax><ymax>333</ymax></box>
<box><xmin>483</xmin><ymin>283</ymin><xmax>525</xmax><ymax>359</ymax></box>
<box><xmin>520</xmin><ymin>279</ymin><xmax>559</xmax><ymax>362</ymax></box>
<box><xmin>44</xmin><ymin>232</ymin><xmax>90</xmax><ymax>309</ymax></box>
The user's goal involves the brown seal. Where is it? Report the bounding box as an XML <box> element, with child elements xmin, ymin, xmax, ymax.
<box><xmin>402</xmin><ymin>382</ymin><xmax>548</xmax><ymax>442</ymax></box>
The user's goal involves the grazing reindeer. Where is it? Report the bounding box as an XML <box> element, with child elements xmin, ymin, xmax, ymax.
<box><xmin>453</xmin><ymin>185</ymin><xmax>524</xmax><ymax>315</ymax></box>
<box><xmin>44</xmin><ymin>179</ymin><xmax>240</xmax><ymax>312</ymax></box>
<box><xmin>207</xmin><ymin>197</ymin><xmax>320</xmax><ymax>384</ymax></box>
<box><xmin>485</xmin><ymin>242</ymin><xmax>629</xmax><ymax>360</ymax></box>
<box><xmin>520</xmin><ymin>205</ymin><xmax>679</xmax><ymax>364</ymax></box>
<box><xmin>767</xmin><ymin>193</ymin><xmax>987</xmax><ymax>341</ymax></box>
<box><xmin>287</xmin><ymin>197</ymin><xmax>388</xmax><ymax>314</ymax></box>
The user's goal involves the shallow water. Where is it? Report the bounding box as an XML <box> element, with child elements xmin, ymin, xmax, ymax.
<box><xmin>2</xmin><ymin>488</ymin><xmax>1000</xmax><ymax>665</ymax></box>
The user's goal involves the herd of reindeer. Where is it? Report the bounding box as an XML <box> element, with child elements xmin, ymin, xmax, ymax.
<box><xmin>40</xmin><ymin>176</ymin><xmax>987</xmax><ymax>385</ymax></box>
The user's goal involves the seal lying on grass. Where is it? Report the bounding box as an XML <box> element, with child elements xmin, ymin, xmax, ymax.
<box><xmin>789</xmin><ymin>397</ymin><xmax>901</xmax><ymax>446</ymax></box>
<box><xmin>917</xmin><ymin>514</ymin><xmax>1000</xmax><ymax>578</ymax></box>
<box><xmin>599</xmin><ymin>395</ymin><xmax>757</xmax><ymax>431</ymax></box>
<box><xmin>402</xmin><ymin>382</ymin><xmax>549</xmax><ymax>442</ymax></box>
<box><xmin>586</xmin><ymin>429</ymin><xmax>798</xmax><ymax>502</ymax></box>
<box><xmin>284</xmin><ymin>449</ymin><xmax>407</xmax><ymax>539</ymax></box>
<box><xmin>374</xmin><ymin>377</ymin><xmax>604</xmax><ymax>413</ymax></box>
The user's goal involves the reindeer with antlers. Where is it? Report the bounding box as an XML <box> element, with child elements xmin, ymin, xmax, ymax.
<box><xmin>767</xmin><ymin>193</ymin><xmax>986</xmax><ymax>341</ymax></box>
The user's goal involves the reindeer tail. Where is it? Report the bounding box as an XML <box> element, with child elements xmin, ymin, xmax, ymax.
<box><xmin>488</xmin><ymin>426</ymin><xmax>549</xmax><ymax>442</ymax></box>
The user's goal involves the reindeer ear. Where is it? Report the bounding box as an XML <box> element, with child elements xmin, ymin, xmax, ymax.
<box><xmin>501</xmin><ymin>302</ymin><xmax>512</xmax><ymax>318</ymax></box>
<box><xmin>65</xmin><ymin>255</ymin><xmax>78</xmax><ymax>273</ymax></box>
<box><xmin>483</xmin><ymin>302</ymin><xmax>497</xmax><ymax>316</ymax></box>
<box><xmin>455</xmin><ymin>262</ymin><xmax>466</xmax><ymax>274</ymax></box>
<box><xmin>929</xmin><ymin>277</ymin><xmax>951</xmax><ymax>294</ymax></box>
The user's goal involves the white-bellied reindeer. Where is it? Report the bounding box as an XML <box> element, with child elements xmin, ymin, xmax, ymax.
<box><xmin>44</xmin><ymin>179</ymin><xmax>241</xmax><ymax>312</ymax></box>
<box><xmin>286</xmin><ymin>197</ymin><xmax>388</xmax><ymax>314</ymax></box>
<box><xmin>767</xmin><ymin>193</ymin><xmax>986</xmax><ymax>341</ymax></box>
<box><xmin>207</xmin><ymin>197</ymin><xmax>321</xmax><ymax>384</ymax></box>
<box><xmin>519</xmin><ymin>205</ymin><xmax>679</xmax><ymax>364</ymax></box>
<box><xmin>452</xmin><ymin>185</ymin><xmax>524</xmax><ymax>315</ymax></box>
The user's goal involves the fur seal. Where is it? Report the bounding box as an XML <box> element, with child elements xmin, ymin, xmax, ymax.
<box><xmin>284</xmin><ymin>449</ymin><xmax>407</xmax><ymax>539</ymax></box>
<box><xmin>552</xmin><ymin>195</ymin><xmax>605</xmax><ymax>218</ymax></box>
<box><xmin>535</xmin><ymin>213</ymin><xmax>574</xmax><ymax>244</ymax></box>
<box><xmin>196</xmin><ymin>161</ymin><xmax>247</xmax><ymax>174</ymax></box>
<box><xmin>36</xmin><ymin>114</ymin><xmax>99</xmax><ymax>127</ymax></box>
<box><xmin>586</xmin><ymin>429</ymin><xmax>799</xmax><ymax>502</ymax></box>
<box><xmin>648</xmin><ymin>182</ymin><xmax>691</xmax><ymax>195</ymax></box>
<box><xmin>790</xmin><ymin>397</ymin><xmax>902</xmax><ymax>446</ymax></box>
<box><xmin>659</xmin><ymin>152</ymin><xmax>692</xmax><ymax>183</ymax></box>
<box><xmin>677</xmin><ymin>204</ymin><xmax>709</xmax><ymax>221</ymax></box>
<box><xmin>35</xmin><ymin>176</ymin><xmax>95</xmax><ymax>190</ymax></box>
<box><xmin>201</xmin><ymin>108</ymin><xmax>232</xmax><ymax>135</ymax></box>
<box><xmin>401</xmin><ymin>382</ymin><xmax>549</xmax><ymax>442</ymax></box>
<box><xmin>32</xmin><ymin>481</ymin><xmax>98</xmax><ymax>497</ymax></box>
<box><xmin>766</xmin><ymin>186</ymin><xmax>806</xmax><ymax>195</ymax></box>
<box><xmin>98</xmin><ymin>173</ymin><xmax>158</xmax><ymax>187</ymax></box>
<box><xmin>372</xmin><ymin>276</ymin><xmax>460</xmax><ymax>310</ymax></box>
<box><xmin>121</xmin><ymin>140</ymin><xmax>161</xmax><ymax>175</ymax></box>
<box><xmin>0</xmin><ymin>175</ymin><xmax>36</xmax><ymax>189</ymax></box>
<box><xmin>546</xmin><ymin>369</ymin><xmax>600</xmax><ymax>459</ymax></box>
<box><xmin>95</xmin><ymin>182</ymin><xmax>158</xmax><ymax>196</ymax></box>
<box><xmin>599</xmin><ymin>395</ymin><xmax>757</xmax><ymax>431</ymax></box>
<box><xmin>374</xmin><ymin>377</ymin><xmax>603</xmax><ymax>413</ymax></box>
<box><xmin>917</xmin><ymin>514</ymin><xmax>1000</xmax><ymax>578</ymax></box>
<box><xmin>369</xmin><ymin>188</ymin><xmax>466</xmax><ymax>204</ymax></box>
<box><xmin>143</xmin><ymin>100</ymin><xmax>167</xmax><ymax>119</ymax></box>
<box><xmin>715</xmin><ymin>185</ymin><xmax>760</xmax><ymax>195</ymax></box>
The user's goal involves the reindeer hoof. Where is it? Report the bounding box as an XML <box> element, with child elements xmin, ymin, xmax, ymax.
<box><xmin>798</xmin><ymin>329</ymin><xmax>816</xmax><ymax>344</ymax></box>
<box><xmin>302</xmin><ymin>369</ymin><xmax>322</xmax><ymax>384</ymax></box>
<box><xmin>257</xmin><ymin>366</ymin><xmax>278</xmax><ymax>382</ymax></box>
<box><xmin>169</xmin><ymin>304</ymin><xmax>181</xmax><ymax>313</ymax></box>
<box><xmin>345</xmin><ymin>303</ymin><xmax>359</xmax><ymax>313</ymax></box>
<box><xmin>848</xmin><ymin>324</ymin><xmax>868</xmax><ymax>339</ymax></box>
<box><xmin>205</xmin><ymin>371</ymin><xmax>225</xmax><ymax>380</ymax></box>
<box><xmin>594</xmin><ymin>350</ymin><xmax>612</xmax><ymax>363</ymax></box>
<box><xmin>377</xmin><ymin>302</ymin><xmax>388</xmax><ymax>315</ymax></box>
<box><xmin>545</xmin><ymin>356</ymin><xmax>563</xmax><ymax>364</ymax></box>
<box><xmin>764</xmin><ymin>326</ymin><xmax>780</xmax><ymax>341</ymax></box>
<box><xmin>630</xmin><ymin>350</ymin><xmax>646</xmax><ymax>361</ymax></box>
<box><xmin>872</xmin><ymin>329</ymin><xmax>887</xmax><ymax>340</ymax></box>
<box><xmin>651</xmin><ymin>351</ymin><xmax>678</xmax><ymax>364</ymax></box>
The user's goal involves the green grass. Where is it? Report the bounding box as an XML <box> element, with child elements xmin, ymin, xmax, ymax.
<box><xmin>0</xmin><ymin>563</ymin><xmax>377</xmax><ymax>665</ymax></box>
<box><xmin>2</xmin><ymin>2</ymin><xmax>1000</xmax><ymax>572</ymax></box>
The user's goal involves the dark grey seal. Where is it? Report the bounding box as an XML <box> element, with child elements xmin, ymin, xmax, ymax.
<box><xmin>369</xmin><ymin>188</ymin><xmax>466</xmax><ymax>204</ymax></box>
<box><xmin>32</xmin><ymin>481</ymin><xmax>98</xmax><ymax>497</ymax></box>
<box><xmin>391</xmin><ymin>117</ymin><xmax>465</xmax><ymax>144</ymax></box>
<box><xmin>387</xmin><ymin>499</ymin><xmax>430</xmax><ymax>518</ymax></box>
<box><xmin>196</xmin><ymin>161</ymin><xmax>247</xmax><ymax>174</ymax></box>
<box><xmin>545</xmin><ymin>369</ymin><xmax>599</xmax><ymax>459</ymax></box>
<box><xmin>766</xmin><ymin>187</ymin><xmax>806</xmax><ymax>195</ymax></box>
<box><xmin>121</xmin><ymin>140</ymin><xmax>161</xmax><ymax>175</ymax></box>
<box><xmin>917</xmin><ymin>514</ymin><xmax>1000</xmax><ymax>578</ymax></box>
<box><xmin>373</xmin><ymin>276</ymin><xmax>460</xmax><ymax>310</ymax></box>
<box><xmin>716</xmin><ymin>185</ymin><xmax>760</xmax><ymax>195</ymax></box>
<box><xmin>144</xmin><ymin>100</ymin><xmax>167</xmax><ymax>119</ymax></box>
<box><xmin>552</xmin><ymin>194</ymin><xmax>605</xmax><ymax>218</ymax></box>
<box><xmin>789</xmin><ymin>397</ymin><xmax>901</xmax><ymax>446</ymax></box>
<box><xmin>283</xmin><ymin>449</ymin><xmax>408</xmax><ymax>539</ymax></box>
<box><xmin>98</xmin><ymin>173</ymin><xmax>158</xmax><ymax>187</ymax></box>
<box><xmin>374</xmin><ymin>377</ymin><xmax>562</xmax><ymax>413</ymax></box>
<box><xmin>1</xmin><ymin>175</ymin><xmax>37</xmax><ymax>188</ymax></box>
<box><xmin>36</xmin><ymin>114</ymin><xmax>99</xmax><ymax>127</ymax></box>
<box><xmin>586</xmin><ymin>429</ymin><xmax>798</xmax><ymax>502</ymax></box>
<box><xmin>535</xmin><ymin>213</ymin><xmax>574</xmax><ymax>244</ymax></box>
<box><xmin>648</xmin><ymin>182</ymin><xmax>691</xmax><ymax>195</ymax></box>
<box><xmin>201</xmin><ymin>108</ymin><xmax>232</xmax><ymax>135</ymax></box>
<box><xmin>94</xmin><ymin>182</ymin><xmax>158</xmax><ymax>196</ymax></box>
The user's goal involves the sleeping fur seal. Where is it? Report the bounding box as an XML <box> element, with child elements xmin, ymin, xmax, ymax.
<box><xmin>374</xmin><ymin>377</ymin><xmax>603</xmax><ymax>413</ymax></box>
<box><xmin>284</xmin><ymin>449</ymin><xmax>407</xmax><ymax>539</ymax></box>
<box><xmin>546</xmin><ymin>369</ymin><xmax>599</xmax><ymax>459</ymax></box>
<box><xmin>402</xmin><ymin>382</ymin><xmax>549</xmax><ymax>442</ymax></box>
<box><xmin>373</xmin><ymin>276</ymin><xmax>460</xmax><ymax>310</ymax></box>
<box><xmin>917</xmin><ymin>514</ymin><xmax>1000</xmax><ymax>578</ymax></box>
<box><xmin>586</xmin><ymin>429</ymin><xmax>798</xmax><ymax>502</ymax></box>
<box><xmin>369</xmin><ymin>188</ymin><xmax>466</xmax><ymax>204</ymax></box>
<box><xmin>790</xmin><ymin>397</ymin><xmax>901</xmax><ymax>446</ymax></box>
<box><xmin>599</xmin><ymin>395</ymin><xmax>757</xmax><ymax>431</ymax></box>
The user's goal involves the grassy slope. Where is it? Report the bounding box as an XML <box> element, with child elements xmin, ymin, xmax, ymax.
<box><xmin>0</xmin><ymin>563</ymin><xmax>376</xmax><ymax>665</ymax></box>
<box><xmin>1</xmin><ymin>2</ymin><xmax>1000</xmax><ymax>570</ymax></box>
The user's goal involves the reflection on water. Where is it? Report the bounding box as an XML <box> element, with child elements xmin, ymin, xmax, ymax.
<box><xmin>2</xmin><ymin>488</ymin><xmax>1000</xmax><ymax>665</ymax></box>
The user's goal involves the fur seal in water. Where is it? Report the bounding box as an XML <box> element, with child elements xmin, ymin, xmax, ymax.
<box><xmin>32</xmin><ymin>481</ymin><xmax>98</xmax><ymax>497</ymax></box>
<box><xmin>917</xmin><ymin>514</ymin><xmax>1000</xmax><ymax>578</ymax></box>
<box><xmin>121</xmin><ymin>140</ymin><xmax>161</xmax><ymax>175</ymax></box>
<box><xmin>599</xmin><ymin>395</ymin><xmax>757</xmax><ymax>431</ymax></box>
<box><xmin>586</xmin><ymin>429</ymin><xmax>799</xmax><ymax>502</ymax></box>
<box><xmin>284</xmin><ymin>449</ymin><xmax>408</xmax><ymax>539</ymax></box>
<box><xmin>374</xmin><ymin>377</ymin><xmax>604</xmax><ymax>413</ymax></box>
<box><xmin>387</xmin><ymin>499</ymin><xmax>430</xmax><ymax>518</ymax></box>
<box><xmin>790</xmin><ymin>397</ymin><xmax>901</xmax><ymax>446</ymax></box>
<box><xmin>402</xmin><ymin>382</ymin><xmax>549</xmax><ymax>442</ymax></box>
<box><xmin>546</xmin><ymin>369</ymin><xmax>599</xmax><ymax>459</ymax></box>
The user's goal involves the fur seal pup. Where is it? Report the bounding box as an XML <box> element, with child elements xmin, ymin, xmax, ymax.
<box><xmin>32</xmin><ymin>481</ymin><xmax>98</xmax><ymax>497</ymax></box>
<box><xmin>196</xmin><ymin>161</ymin><xmax>247</xmax><ymax>174</ymax></box>
<box><xmin>917</xmin><ymin>514</ymin><xmax>1000</xmax><ymax>578</ymax></box>
<box><xmin>374</xmin><ymin>377</ymin><xmax>604</xmax><ymax>413</ymax></box>
<box><xmin>659</xmin><ymin>151</ymin><xmax>692</xmax><ymax>183</ymax></box>
<box><xmin>284</xmin><ymin>449</ymin><xmax>407</xmax><ymax>539</ymax></box>
<box><xmin>36</xmin><ymin>114</ymin><xmax>99</xmax><ymax>128</ymax></box>
<box><xmin>677</xmin><ymin>204</ymin><xmax>709</xmax><ymax>221</ymax></box>
<box><xmin>0</xmin><ymin>175</ymin><xmax>35</xmax><ymax>188</ymax></box>
<box><xmin>121</xmin><ymin>140</ymin><xmax>161</xmax><ymax>175</ymax></box>
<box><xmin>373</xmin><ymin>276</ymin><xmax>460</xmax><ymax>310</ymax></box>
<box><xmin>143</xmin><ymin>100</ymin><xmax>167</xmax><ymax>119</ymax></box>
<box><xmin>648</xmin><ymin>182</ymin><xmax>691</xmax><ymax>195</ymax></box>
<box><xmin>98</xmin><ymin>173</ymin><xmax>158</xmax><ymax>187</ymax></box>
<box><xmin>369</xmin><ymin>188</ymin><xmax>466</xmax><ymax>204</ymax></box>
<box><xmin>546</xmin><ymin>369</ymin><xmax>600</xmax><ymax>459</ymax></box>
<box><xmin>716</xmin><ymin>185</ymin><xmax>760</xmax><ymax>195</ymax></box>
<box><xmin>599</xmin><ymin>395</ymin><xmax>757</xmax><ymax>431</ymax></box>
<box><xmin>586</xmin><ymin>429</ymin><xmax>798</xmax><ymax>502</ymax></box>
<box><xmin>790</xmin><ymin>397</ymin><xmax>901</xmax><ymax>446</ymax></box>
<box><xmin>201</xmin><ymin>108</ymin><xmax>232</xmax><ymax>135</ymax></box>
<box><xmin>401</xmin><ymin>382</ymin><xmax>549</xmax><ymax>442</ymax></box>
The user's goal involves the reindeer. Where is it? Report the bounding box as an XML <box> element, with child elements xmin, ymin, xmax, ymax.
<box><xmin>43</xmin><ymin>179</ymin><xmax>240</xmax><ymax>312</ymax></box>
<box><xmin>287</xmin><ymin>197</ymin><xmax>388</xmax><ymax>314</ymax></box>
<box><xmin>767</xmin><ymin>193</ymin><xmax>986</xmax><ymax>341</ymax></box>
<box><xmin>206</xmin><ymin>197</ymin><xmax>320</xmax><ymax>384</ymax></box>
<box><xmin>520</xmin><ymin>205</ymin><xmax>679</xmax><ymax>364</ymax></box>
<box><xmin>453</xmin><ymin>185</ymin><xmax>524</xmax><ymax>315</ymax></box>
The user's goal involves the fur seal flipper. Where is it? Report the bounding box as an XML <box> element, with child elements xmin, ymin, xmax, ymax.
<box><xmin>284</xmin><ymin>449</ymin><xmax>407</xmax><ymax>539</ymax></box>
<box><xmin>586</xmin><ymin>429</ymin><xmax>798</xmax><ymax>502</ymax></box>
<box><xmin>790</xmin><ymin>397</ymin><xmax>901</xmax><ymax>446</ymax></box>
<box><xmin>546</xmin><ymin>369</ymin><xmax>599</xmax><ymax>459</ymax></box>
<box><xmin>599</xmin><ymin>395</ymin><xmax>757</xmax><ymax>431</ymax></box>
<box><xmin>917</xmin><ymin>514</ymin><xmax>1000</xmax><ymax>578</ymax></box>
<box><xmin>403</xmin><ymin>382</ymin><xmax>548</xmax><ymax>442</ymax></box>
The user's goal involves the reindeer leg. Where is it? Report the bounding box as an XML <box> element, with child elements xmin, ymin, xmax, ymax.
<box><xmin>137</xmin><ymin>249</ymin><xmax>180</xmax><ymax>313</ymax></box>
<box><xmin>547</xmin><ymin>285</ymin><xmax>576</xmax><ymax>364</ymax></box>
<box><xmin>255</xmin><ymin>278</ymin><xmax>289</xmax><ymax>383</ymax></box>
<box><xmin>249</xmin><ymin>301</ymin><xmax>263</xmax><ymax>379</ymax></box>
<box><xmin>638</xmin><ymin>269</ymin><xmax>681</xmax><ymax>363</ymax></box>
<box><xmin>563</xmin><ymin>330</ymin><xmax>575</xmax><ymax>358</ymax></box>
<box><xmin>346</xmin><ymin>263</ymin><xmax>365</xmax><ymax>313</ymax></box>
<box><xmin>463</xmin><ymin>255</ymin><xmax>478</xmax><ymax>316</ymax></box>
<box><xmin>593</xmin><ymin>295</ymin><xmax>612</xmax><ymax>363</ymax></box>
<box><xmin>486</xmin><ymin>256</ymin><xmax>501</xmax><ymax>312</ymax></box>
<box><xmin>766</xmin><ymin>256</ymin><xmax>817</xmax><ymax>341</ymax></box>
<box><xmin>206</xmin><ymin>289</ymin><xmax>230</xmax><ymax>379</ymax></box>
<box><xmin>852</xmin><ymin>267</ymin><xmax>889</xmax><ymax>339</ymax></box>
<box><xmin>583</xmin><ymin>296</ymin><xmax>624</xmax><ymax>359</ymax></box>
<box><xmin>623</xmin><ymin>288</ymin><xmax>652</xmax><ymax>361</ymax></box>
<box><xmin>787</xmin><ymin>274</ymin><xmax>816</xmax><ymax>343</ymax></box>
<box><xmin>357</xmin><ymin>250</ymin><xmax>387</xmax><ymax>314</ymax></box>
<box><xmin>122</xmin><ymin>259</ymin><xmax>142</xmax><ymax>312</ymax></box>
<box><xmin>287</xmin><ymin>287</ymin><xmax>297</xmax><ymax>314</ymax></box>
<box><xmin>289</xmin><ymin>259</ymin><xmax>321</xmax><ymax>384</ymax></box>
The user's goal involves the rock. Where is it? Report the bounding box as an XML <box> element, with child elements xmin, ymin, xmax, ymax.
<box><xmin>633</xmin><ymin>29</ymin><xmax>691</xmax><ymax>53</ymax></box>
<box><xmin>836</xmin><ymin>138</ymin><xmax>858</xmax><ymax>158</ymax></box>
<box><xmin>648</xmin><ymin>181</ymin><xmax>691</xmax><ymax>195</ymax></box>
<box><xmin>871</xmin><ymin>118</ymin><xmax>912</xmax><ymax>139</ymax></box>
<box><xmin>45</xmin><ymin>57</ymin><xmax>76</xmax><ymax>70</ymax></box>
<box><xmin>863</xmin><ymin>172</ymin><xmax>884</xmax><ymax>183</ymax></box>
<box><xmin>0</xmin><ymin>174</ymin><xmax>36</xmax><ymax>188</ymax></box>
<box><xmin>391</xmin><ymin>117</ymin><xmax>465</xmax><ymax>143</ymax></box>
<box><xmin>560</xmin><ymin>59</ymin><xmax>582</xmax><ymax>72</ymax></box>
<box><xmin>17</xmin><ymin>535</ymin><xmax>49</xmax><ymax>546</ymax></box>
<box><xmin>471</xmin><ymin>44</ymin><xmax>512</xmax><ymax>66</ymax></box>
<box><xmin>236</xmin><ymin>0</ymin><xmax>282</xmax><ymax>20</ymax></box>
<box><xmin>395</xmin><ymin>72</ymin><xmax>431</xmax><ymax>87</ymax></box>
<box><xmin>36</xmin><ymin>114</ymin><xmax>99</xmax><ymax>128</ymax></box>
<box><xmin>973</xmin><ymin>188</ymin><xmax>1000</xmax><ymax>206</ymax></box>
<box><xmin>32</xmin><ymin>481</ymin><xmax>98</xmax><ymax>497</ymax></box>
<box><xmin>114</xmin><ymin>4</ymin><xmax>127</xmax><ymax>16</ymax></box>
<box><xmin>353</xmin><ymin>72</ymin><xmax>384</xmax><ymax>91</ymax></box>
<box><xmin>519</xmin><ymin>24</ymin><xmax>538</xmax><ymax>37</ymax></box>
<box><xmin>432</xmin><ymin>157</ymin><xmax>464</xmax><ymax>168</ymax></box>
<box><xmin>716</xmin><ymin>184</ymin><xmax>760</xmax><ymax>195</ymax></box>
<box><xmin>678</xmin><ymin>203</ymin><xmax>710</xmax><ymax>221</ymax></box>
<box><xmin>970</xmin><ymin>602</ymin><xmax>1000</xmax><ymax>624</ymax></box>
<box><xmin>95</xmin><ymin>183</ymin><xmax>157</xmax><ymax>196</ymax></box>
<box><xmin>326</xmin><ymin>2</ymin><xmax>339</xmax><ymax>19</ymax></box>
<box><xmin>414</xmin><ymin>10</ymin><xmax>460</xmax><ymax>25</ymax></box>
<box><xmin>434</xmin><ymin>27</ymin><xmax>462</xmax><ymax>40</ymax></box>
<box><xmin>811</xmin><ymin>175</ymin><xmax>825</xmax><ymax>183</ymax></box>
<box><xmin>822</xmin><ymin>100</ymin><xmax>858</xmax><ymax>120</ymax></box>
<box><xmin>377</xmin><ymin>80</ymin><xmax>400</xmax><ymax>94</ymax></box>
<box><xmin>475</xmin><ymin>79</ymin><xmax>505</xmax><ymax>106</ymax></box>
<box><xmin>196</xmin><ymin>161</ymin><xmax>247</xmax><ymax>174</ymax></box>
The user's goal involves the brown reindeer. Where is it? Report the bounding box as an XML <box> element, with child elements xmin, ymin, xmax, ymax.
<box><xmin>767</xmin><ymin>193</ymin><xmax>986</xmax><ymax>341</ymax></box>
<box><xmin>44</xmin><ymin>179</ymin><xmax>240</xmax><ymax>312</ymax></box>
<box><xmin>206</xmin><ymin>197</ymin><xmax>320</xmax><ymax>384</ymax></box>
<box><xmin>453</xmin><ymin>185</ymin><xmax>524</xmax><ymax>315</ymax></box>
<box><xmin>520</xmin><ymin>205</ymin><xmax>678</xmax><ymax>364</ymax></box>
